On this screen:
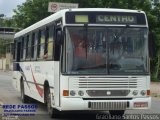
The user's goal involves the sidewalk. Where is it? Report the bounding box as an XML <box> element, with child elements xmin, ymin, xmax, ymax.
<box><xmin>151</xmin><ymin>82</ymin><xmax>160</xmax><ymax>99</ymax></box>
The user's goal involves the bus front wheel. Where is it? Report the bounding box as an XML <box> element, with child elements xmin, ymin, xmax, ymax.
<box><xmin>46</xmin><ymin>87</ymin><xmax>59</xmax><ymax>118</ymax></box>
<box><xmin>20</xmin><ymin>80</ymin><xmax>30</xmax><ymax>103</ymax></box>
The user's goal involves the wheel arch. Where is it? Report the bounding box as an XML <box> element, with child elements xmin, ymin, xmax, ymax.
<box><xmin>18</xmin><ymin>75</ymin><xmax>23</xmax><ymax>92</ymax></box>
<box><xmin>44</xmin><ymin>80</ymin><xmax>50</xmax><ymax>103</ymax></box>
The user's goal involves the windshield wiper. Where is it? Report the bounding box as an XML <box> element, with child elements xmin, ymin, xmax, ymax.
<box><xmin>83</xmin><ymin>23</ymin><xmax>88</xmax><ymax>59</ymax></box>
<box><xmin>76</xmin><ymin>64</ymin><xmax>107</xmax><ymax>70</ymax></box>
<box><xmin>109</xmin><ymin>63</ymin><xmax>121</xmax><ymax>70</ymax></box>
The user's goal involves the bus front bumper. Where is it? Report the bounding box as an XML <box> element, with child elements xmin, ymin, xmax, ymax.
<box><xmin>58</xmin><ymin>97</ymin><xmax>151</xmax><ymax>111</ymax></box>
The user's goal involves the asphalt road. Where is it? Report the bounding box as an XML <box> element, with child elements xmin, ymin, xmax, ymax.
<box><xmin>0</xmin><ymin>71</ymin><xmax>160</xmax><ymax>120</ymax></box>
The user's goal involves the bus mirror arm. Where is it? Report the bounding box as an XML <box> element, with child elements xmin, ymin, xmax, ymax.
<box><xmin>148</xmin><ymin>32</ymin><xmax>156</xmax><ymax>59</ymax></box>
<box><xmin>57</xmin><ymin>30</ymin><xmax>63</xmax><ymax>45</ymax></box>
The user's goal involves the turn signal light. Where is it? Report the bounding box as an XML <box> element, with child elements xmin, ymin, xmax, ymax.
<box><xmin>147</xmin><ymin>90</ymin><xmax>150</xmax><ymax>96</ymax></box>
<box><xmin>63</xmin><ymin>90</ymin><xmax>69</xmax><ymax>96</ymax></box>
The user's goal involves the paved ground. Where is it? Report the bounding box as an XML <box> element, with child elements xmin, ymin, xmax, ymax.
<box><xmin>151</xmin><ymin>82</ymin><xmax>160</xmax><ymax>99</ymax></box>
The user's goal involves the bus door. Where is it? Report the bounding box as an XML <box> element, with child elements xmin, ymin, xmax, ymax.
<box><xmin>16</xmin><ymin>42</ymin><xmax>21</xmax><ymax>62</ymax></box>
<box><xmin>54</xmin><ymin>22</ymin><xmax>63</xmax><ymax>107</ymax></box>
<box><xmin>14</xmin><ymin>41</ymin><xmax>21</xmax><ymax>71</ymax></box>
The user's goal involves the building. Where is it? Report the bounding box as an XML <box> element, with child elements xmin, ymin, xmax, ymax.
<box><xmin>0</xmin><ymin>27</ymin><xmax>15</xmax><ymax>70</ymax></box>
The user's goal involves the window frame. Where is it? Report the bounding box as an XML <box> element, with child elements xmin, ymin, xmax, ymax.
<box><xmin>44</xmin><ymin>25</ymin><xmax>55</xmax><ymax>60</ymax></box>
<box><xmin>37</xmin><ymin>29</ymin><xmax>45</xmax><ymax>60</ymax></box>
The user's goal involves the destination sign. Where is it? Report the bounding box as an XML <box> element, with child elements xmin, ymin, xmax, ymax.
<box><xmin>96</xmin><ymin>15</ymin><xmax>137</xmax><ymax>24</ymax></box>
<box><xmin>66</xmin><ymin>12</ymin><xmax>146</xmax><ymax>25</ymax></box>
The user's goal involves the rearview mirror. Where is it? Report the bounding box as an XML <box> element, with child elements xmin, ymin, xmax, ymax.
<box><xmin>54</xmin><ymin>29</ymin><xmax>63</xmax><ymax>61</ymax></box>
<box><xmin>148</xmin><ymin>32</ymin><xmax>156</xmax><ymax>59</ymax></box>
<box><xmin>56</xmin><ymin>30</ymin><xmax>63</xmax><ymax>45</ymax></box>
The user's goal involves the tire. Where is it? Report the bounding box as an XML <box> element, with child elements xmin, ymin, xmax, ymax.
<box><xmin>20</xmin><ymin>80</ymin><xmax>30</xmax><ymax>103</ymax></box>
<box><xmin>109</xmin><ymin>110</ymin><xmax>125</xmax><ymax>117</ymax></box>
<box><xmin>46</xmin><ymin>87</ymin><xmax>59</xmax><ymax>118</ymax></box>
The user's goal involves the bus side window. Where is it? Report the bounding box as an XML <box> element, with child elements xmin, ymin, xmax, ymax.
<box><xmin>34</xmin><ymin>32</ymin><xmax>38</xmax><ymax>60</ymax></box>
<box><xmin>23</xmin><ymin>36</ymin><xmax>27</xmax><ymax>60</ymax></box>
<box><xmin>25</xmin><ymin>36</ymin><xmax>28</xmax><ymax>59</ymax></box>
<box><xmin>15</xmin><ymin>40</ymin><xmax>21</xmax><ymax>62</ymax></box>
<box><xmin>26</xmin><ymin>35</ymin><xmax>32</xmax><ymax>60</ymax></box>
<box><xmin>37</xmin><ymin>29</ymin><xmax>45</xmax><ymax>59</ymax></box>
<box><xmin>54</xmin><ymin>29</ymin><xmax>62</xmax><ymax>61</ymax></box>
<box><xmin>13</xmin><ymin>40</ymin><xmax>18</xmax><ymax>71</ymax></box>
<box><xmin>13</xmin><ymin>40</ymin><xmax>16</xmax><ymax>61</ymax></box>
<box><xmin>20</xmin><ymin>37</ymin><xmax>24</xmax><ymax>61</ymax></box>
<box><xmin>12</xmin><ymin>39</ymin><xmax>16</xmax><ymax>61</ymax></box>
<box><xmin>44</xmin><ymin>26</ymin><xmax>54</xmax><ymax>60</ymax></box>
<box><xmin>28</xmin><ymin>34</ymin><xmax>32</xmax><ymax>60</ymax></box>
<box><xmin>44</xmin><ymin>27</ymin><xmax>49</xmax><ymax>59</ymax></box>
<box><xmin>37</xmin><ymin>31</ymin><xmax>41</xmax><ymax>59</ymax></box>
<box><xmin>31</xmin><ymin>33</ymin><xmax>35</xmax><ymax>59</ymax></box>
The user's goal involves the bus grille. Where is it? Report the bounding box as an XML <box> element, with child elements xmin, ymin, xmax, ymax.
<box><xmin>89</xmin><ymin>102</ymin><xmax>128</xmax><ymax>110</ymax></box>
<box><xmin>69</xmin><ymin>77</ymin><xmax>145</xmax><ymax>89</ymax></box>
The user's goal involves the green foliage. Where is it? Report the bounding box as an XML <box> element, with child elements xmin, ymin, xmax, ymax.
<box><xmin>0</xmin><ymin>14</ymin><xmax>15</xmax><ymax>27</ymax></box>
<box><xmin>13</xmin><ymin>0</ymin><xmax>50</xmax><ymax>28</ymax></box>
<box><xmin>0</xmin><ymin>40</ymin><xmax>6</xmax><ymax>57</ymax></box>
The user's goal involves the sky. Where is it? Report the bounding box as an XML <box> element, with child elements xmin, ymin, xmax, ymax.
<box><xmin>0</xmin><ymin>0</ymin><xmax>26</xmax><ymax>17</ymax></box>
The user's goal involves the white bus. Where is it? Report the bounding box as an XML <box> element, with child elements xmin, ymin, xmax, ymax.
<box><xmin>12</xmin><ymin>8</ymin><xmax>151</xmax><ymax>118</ymax></box>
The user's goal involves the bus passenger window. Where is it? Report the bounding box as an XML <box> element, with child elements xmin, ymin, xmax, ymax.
<box><xmin>20</xmin><ymin>37</ymin><xmax>24</xmax><ymax>60</ymax></box>
<box><xmin>13</xmin><ymin>41</ymin><xmax>16</xmax><ymax>60</ymax></box>
<box><xmin>34</xmin><ymin>32</ymin><xmax>38</xmax><ymax>59</ymax></box>
<box><xmin>26</xmin><ymin>35</ymin><xmax>32</xmax><ymax>60</ymax></box>
<box><xmin>43</xmin><ymin>28</ymin><xmax>49</xmax><ymax>59</ymax></box>
<box><xmin>43</xmin><ymin>26</ymin><xmax>54</xmax><ymax>60</ymax></box>
<box><xmin>23</xmin><ymin>37</ymin><xmax>27</xmax><ymax>60</ymax></box>
<box><xmin>47</xmin><ymin>26</ymin><xmax>54</xmax><ymax>59</ymax></box>
<box><xmin>40</xmin><ymin>30</ymin><xmax>45</xmax><ymax>59</ymax></box>
<box><xmin>31</xmin><ymin>33</ymin><xmax>35</xmax><ymax>59</ymax></box>
<box><xmin>37</xmin><ymin>30</ymin><xmax>45</xmax><ymax>59</ymax></box>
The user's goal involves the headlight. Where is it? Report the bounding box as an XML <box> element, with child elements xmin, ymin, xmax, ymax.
<box><xmin>133</xmin><ymin>90</ymin><xmax>138</xmax><ymax>96</ymax></box>
<box><xmin>70</xmin><ymin>90</ymin><xmax>76</xmax><ymax>96</ymax></box>
<box><xmin>140</xmin><ymin>90</ymin><xmax>146</xmax><ymax>96</ymax></box>
<box><xmin>78</xmin><ymin>90</ymin><xmax>84</xmax><ymax>96</ymax></box>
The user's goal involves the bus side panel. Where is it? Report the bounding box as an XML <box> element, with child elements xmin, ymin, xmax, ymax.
<box><xmin>19</xmin><ymin>62</ymin><xmax>40</xmax><ymax>102</ymax></box>
<box><xmin>53</xmin><ymin>61</ymin><xmax>60</xmax><ymax>107</ymax></box>
<box><xmin>12</xmin><ymin>71</ymin><xmax>21</xmax><ymax>92</ymax></box>
<box><xmin>19</xmin><ymin>61</ymin><xmax>55</xmax><ymax>103</ymax></box>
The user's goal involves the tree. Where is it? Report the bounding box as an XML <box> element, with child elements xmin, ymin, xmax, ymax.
<box><xmin>13</xmin><ymin>0</ymin><xmax>49</xmax><ymax>28</ymax></box>
<box><xmin>0</xmin><ymin>14</ymin><xmax>5</xmax><ymax>27</ymax></box>
<box><xmin>0</xmin><ymin>13</ymin><xmax>15</xmax><ymax>27</ymax></box>
<box><xmin>150</xmin><ymin>2</ymin><xmax>160</xmax><ymax>80</ymax></box>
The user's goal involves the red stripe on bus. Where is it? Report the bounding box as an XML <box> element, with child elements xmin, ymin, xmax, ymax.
<box><xmin>30</xmin><ymin>66</ymin><xmax>44</xmax><ymax>97</ymax></box>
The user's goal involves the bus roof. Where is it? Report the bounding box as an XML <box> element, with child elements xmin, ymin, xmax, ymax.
<box><xmin>14</xmin><ymin>8</ymin><xmax>146</xmax><ymax>38</ymax></box>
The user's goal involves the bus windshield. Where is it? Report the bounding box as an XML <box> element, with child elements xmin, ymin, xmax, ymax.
<box><xmin>64</xmin><ymin>26</ymin><xmax>148</xmax><ymax>75</ymax></box>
